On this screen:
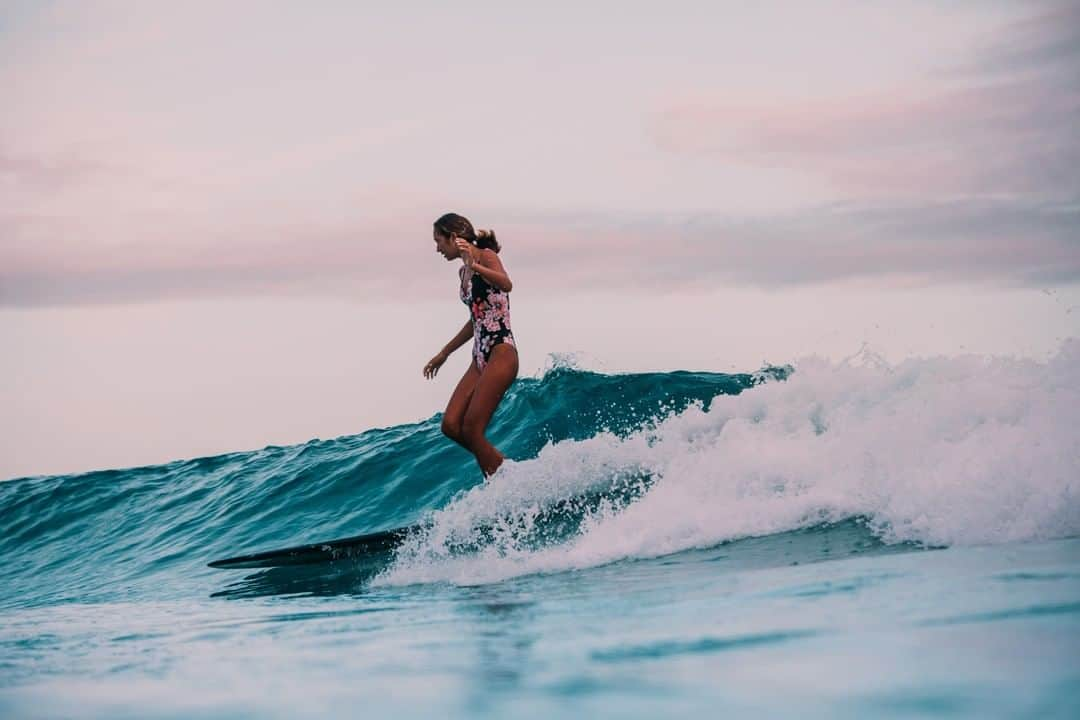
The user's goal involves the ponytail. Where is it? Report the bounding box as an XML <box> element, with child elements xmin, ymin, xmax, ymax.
<box><xmin>475</xmin><ymin>228</ymin><xmax>500</xmax><ymax>253</ymax></box>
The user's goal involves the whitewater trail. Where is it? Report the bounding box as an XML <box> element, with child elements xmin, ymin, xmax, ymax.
<box><xmin>377</xmin><ymin>342</ymin><xmax>1080</xmax><ymax>586</ymax></box>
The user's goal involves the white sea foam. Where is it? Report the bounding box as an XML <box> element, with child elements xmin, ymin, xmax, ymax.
<box><xmin>376</xmin><ymin>342</ymin><xmax>1080</xmax><ymax>586</ymax></box>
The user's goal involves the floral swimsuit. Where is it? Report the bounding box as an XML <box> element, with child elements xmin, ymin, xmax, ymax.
<box><xmin>460</xmin><ymin>265</ymin><xmax>516</xmax><ymax>372</ymax></box>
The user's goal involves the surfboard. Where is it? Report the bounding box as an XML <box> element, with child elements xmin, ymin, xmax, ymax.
<box><xmin>208</xmin><ymin>482</ymin><xmax>654</xmax><ymax>570</ymax></box>
<box><xmin>208</xmin><ymin>524</ymin><xmax>416</xmax><ymax>569</ymax></box>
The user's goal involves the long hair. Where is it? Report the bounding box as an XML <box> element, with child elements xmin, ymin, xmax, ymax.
<box><xmin>433</xmin><ymin>212</ymin><xmax>500</xmax><ymax>253</ymax></box>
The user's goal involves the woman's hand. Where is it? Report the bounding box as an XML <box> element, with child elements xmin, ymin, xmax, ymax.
<box><xmin>455</xmin><ymin>239</ymin><xmax>479</xmax><ymax>269</ymax></box>
<box><xmin>423</xmin><ymin>351</ymin><xmax>448</xmax><ymax>379</ymax></box>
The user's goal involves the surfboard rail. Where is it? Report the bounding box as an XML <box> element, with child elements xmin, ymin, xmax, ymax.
<box><xmin>208</xmin><ymin>524</ymin><xmax>416</xmax><ymax>569</ymax></box>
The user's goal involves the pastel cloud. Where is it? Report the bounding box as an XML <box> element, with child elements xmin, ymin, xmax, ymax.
<box><xmin>651</xmin><ymin>3</ymin><xmax>1080</xmax><ymax>202</ymax></box>
<box><xmin>502</xmin><ymin>200</ymin><xmax>1079</xmax><ymax>293</ymax></box>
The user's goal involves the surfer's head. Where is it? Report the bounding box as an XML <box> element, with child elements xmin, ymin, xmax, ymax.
<box><xmin>433</xmin><ymin>212</ymin><xmax>500</xmax><ymax>260</ymax></box>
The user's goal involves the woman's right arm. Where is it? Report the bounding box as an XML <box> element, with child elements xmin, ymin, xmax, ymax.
<box><xmin>424</xmin><ymin>320</ymin><xmax>472</xmax><ymax>379</ymax></box>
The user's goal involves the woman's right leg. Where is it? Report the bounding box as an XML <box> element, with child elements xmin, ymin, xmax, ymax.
<box><xmin>441</xmin><ymin>360</ymin><xmax>481</xmax><ymax>448</ymax></box>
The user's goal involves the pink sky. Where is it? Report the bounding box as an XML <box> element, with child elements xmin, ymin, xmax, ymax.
<box><xmin>1</xmin><ymin>1</ymin><xmax>1078</xmax><ymax>477</ymax></box>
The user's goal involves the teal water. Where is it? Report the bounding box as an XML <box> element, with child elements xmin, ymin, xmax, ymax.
<box><xmin>2</xmin><ymin>351</ymin><xmax>1079</xmax><ymax>718</ymax></box>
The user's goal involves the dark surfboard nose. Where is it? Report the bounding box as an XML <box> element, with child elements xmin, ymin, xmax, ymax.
<box><xmin>208</xmin><ymin>525</ymin><xmax>413</xmax><ymax>569</ymax></box>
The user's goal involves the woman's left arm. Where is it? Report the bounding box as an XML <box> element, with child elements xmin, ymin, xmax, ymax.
<box><xmin>458</xmin><ymin>242</ymin><xmax>513</xmax><ymax>292</ymax></box>
<box><xmin>474</xmin><ymin>250</ymin><xmax>513</xmax><ymax>292</ymax></box>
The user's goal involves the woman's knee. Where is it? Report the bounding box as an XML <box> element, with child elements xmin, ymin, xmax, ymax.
<box><xmin>441</xmin><ymin>416</ymin><xmax>463</xmax><ymax>442</ymax></box>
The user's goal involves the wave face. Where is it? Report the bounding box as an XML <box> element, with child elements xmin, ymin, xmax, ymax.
<box><xmin>3</xmin><ymin>345</ymin><xmax>1078</xmax><ymax>606</ymax></box>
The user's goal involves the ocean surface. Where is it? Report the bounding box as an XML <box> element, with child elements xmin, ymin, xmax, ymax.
<box><xmin>2</xmin><ymin>347</ymin><xmax>1079</xmax><ymax>718</ymax></box>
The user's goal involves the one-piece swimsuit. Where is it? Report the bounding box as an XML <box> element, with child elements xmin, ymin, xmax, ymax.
<box><xmin>460</xmin><ymin>264</ymin><xmax>515</xmax><ymax>372</ymax></box>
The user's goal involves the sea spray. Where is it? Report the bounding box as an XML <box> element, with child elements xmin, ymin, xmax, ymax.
<box><xmin>376</xmin><ymin>343</ymin><xmax>1080</xmax><ymax>586</ymax></box>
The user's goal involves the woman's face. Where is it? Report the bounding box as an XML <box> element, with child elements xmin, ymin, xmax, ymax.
<box><xmin>433</xmin><ymin>229</ymin><xmax>459</xmax><ymax>261</ymax></box>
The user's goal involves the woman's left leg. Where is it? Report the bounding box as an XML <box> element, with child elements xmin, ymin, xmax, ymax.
<box><xmin>441</xmin><ymin>361</ymin><xmax>481</xmax><ymax>448</ymax></box>
<box><xmin>461</xmin><ymin>344</ymin><xmax>519</xmax><ymax>476</ymax></box>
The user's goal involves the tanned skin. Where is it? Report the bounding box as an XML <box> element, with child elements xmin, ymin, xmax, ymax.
<box><xmin>424</xmin><ymin>229</ymin><xmax>519</xmax><ymax>477</ymax></box>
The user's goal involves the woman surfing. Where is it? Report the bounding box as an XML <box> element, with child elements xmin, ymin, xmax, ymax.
<box><xmin>423</xmin><ymin>213</ymin><xmax>519</xmax><ymax>477</ymax></box>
